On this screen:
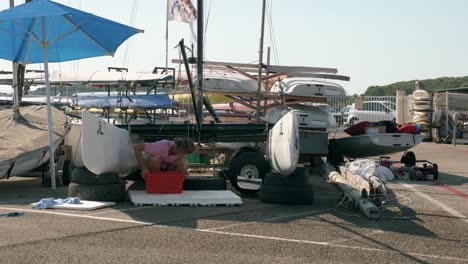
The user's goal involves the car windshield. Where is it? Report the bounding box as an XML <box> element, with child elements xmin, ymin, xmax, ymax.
<box><xmin>383</xmin><ymin>101</ymin><xmax>396</xmax><ymax>110</ymax></box>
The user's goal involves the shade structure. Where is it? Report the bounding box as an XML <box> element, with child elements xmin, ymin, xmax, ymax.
<box><xmin>0</xmin><ymin>0</ymin><xmax>143</xmax><ymax>189</ymax></box>
<box><xmin>0</xmin><ymin>0</ymin><xmax>143</xmax><ymax>63</ymax></box>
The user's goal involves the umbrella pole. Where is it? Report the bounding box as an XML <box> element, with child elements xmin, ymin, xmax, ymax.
<box><xmin>42</xmin><ymin>17</ymin><xmax>56</xmax><ymax>190</ymax></box>
<box><xmin>9</xmin><ymin>0</ymin><xmax>20</xmax><ymax>120</ymax></box>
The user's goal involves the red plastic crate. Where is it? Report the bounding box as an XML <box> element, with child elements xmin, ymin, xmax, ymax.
<box><xmin>145</xmin><ymin>171</ymin><xmax>184</xmax><ymax>194</ymax></box>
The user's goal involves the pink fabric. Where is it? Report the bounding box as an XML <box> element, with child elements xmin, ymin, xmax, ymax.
<box><xmin>144</xmin><ymin>140</ymin><xmax>183</xmax><ymax>169</ymax></box>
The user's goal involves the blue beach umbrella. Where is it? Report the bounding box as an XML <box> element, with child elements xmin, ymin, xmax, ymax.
<box><xmin>0</xmin><ymin>0</ymin><xmax>143</xmax><ymax>189</ymax></box>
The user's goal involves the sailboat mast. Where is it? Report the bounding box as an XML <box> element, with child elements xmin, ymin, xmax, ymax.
<box><xmin>196</xmin><ymin>0</ymin><xmax>204</xmax><ymax>124</ymax></box>
<box><xmin>255</xmin><ymin>0</ymin><xmax>267</xmax><ymax>123</ymax></box>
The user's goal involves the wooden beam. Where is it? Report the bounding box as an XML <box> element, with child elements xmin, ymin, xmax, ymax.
<box><xmin>225</xmin><ymin>66</ymin><xmax>258</xmax><ymax>81</ymax></box>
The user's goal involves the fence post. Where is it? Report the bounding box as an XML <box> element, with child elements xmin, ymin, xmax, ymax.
<box><xmin>396</xmin><ymin>90</ymin><xmax>406</xmax><ymax>124</ymax></box>
<box><xmin>446</xmin><ymin>92</ymin><xmax>449</xmax><ymax>142</ymax></box>
<box><xmin>355</xmin><ymin>96</ymin><xmax>363</xmax><ymax>110</ymax></box>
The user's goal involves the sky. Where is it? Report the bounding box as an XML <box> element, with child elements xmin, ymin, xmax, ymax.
<box><xmin>1</xmin><ymin>0</ymin><xmax>468</xmax><ymax>95</ymax></box>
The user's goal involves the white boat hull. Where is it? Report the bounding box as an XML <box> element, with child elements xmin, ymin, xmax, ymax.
<box><xmin>0</xmin><ymin>139</ymin><xmax>63</xmax><ymax>179</ymax></box>
<box><xmin>265</xmin><ymin>104</ymin><xmax>337</xmax><ymax>129</ymax></box>
<box><xmin>64</xmin><ymin>123</ymin><xmax>84</xmax><ymax>167</ymax></box>
<box><xmin>267</xmin><ymin>111</ymin><xmax>300</xmax><ymax>177</ymax></box>
<box><xmin>334</xmin><ymin>133</ymin><xmax>425</xmax><ymax>158</ymax></box>
<box><xmin>82</xmin><ymin>111</ymin><xmax>130</xmax><ymax>175</ymax></box>
<box><xmin>269</xmin><ymin>78</ymin><xmax>347</xmax><ymax>97</ymax></box>
<box><xmin>0</xmin><ymin>105</ymin><xmax>68</xmax><ymax>179</ymax></box>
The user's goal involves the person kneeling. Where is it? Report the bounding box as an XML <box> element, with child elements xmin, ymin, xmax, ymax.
<box><xmin>133</xmin><ymin>138</ymin><xmax>196</xmax><ymax>180</ymax></box>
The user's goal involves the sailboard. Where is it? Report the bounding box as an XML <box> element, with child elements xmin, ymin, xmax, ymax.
<box><xmin>267</xmin><ymin>111</ymin><xmax>300</xmax><ymax>177</ymax></box>
<box><xmin>81</xmin><ymin>111</ymin><xmax>129</xmax><ymax>175</ymax></box>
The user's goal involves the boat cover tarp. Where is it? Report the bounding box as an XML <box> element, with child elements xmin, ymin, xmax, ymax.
<box><xmin>74</xmin><ymin>94</ymin><xmax>179</xmax><ymax>109</ymax></box>
<box><xmin>0</xmin><ymin>105</ymin><xmax>68</xmax><ymax>161</ymax></box>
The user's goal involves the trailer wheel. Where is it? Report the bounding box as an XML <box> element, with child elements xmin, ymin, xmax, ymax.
<box><xmin>227</xmin><ymin>151</ymin><xmax>270</xmax><ymax>194</ymax></box>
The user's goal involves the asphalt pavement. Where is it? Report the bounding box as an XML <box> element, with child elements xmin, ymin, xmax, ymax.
<box><xmin>0</xmin><ymin>142</ymin><xmax>468</xmax><ymax>264</ymax></box>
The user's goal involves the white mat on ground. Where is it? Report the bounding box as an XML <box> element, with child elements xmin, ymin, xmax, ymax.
<box><xmin>31</xmin><ymin>200</ymin><xmax>115</xmax><ymax>211</ymax></box>
<box><xmin>129</xmin><ymin>190</ymin><xmax>243</xmax><ymax>206</ymax></box>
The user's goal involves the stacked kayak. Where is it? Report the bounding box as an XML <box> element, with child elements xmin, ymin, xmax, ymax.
<box><xmin>410</xmin><ymin>89</ymin><xmax>432</xmax><ymax>131</ymax></box>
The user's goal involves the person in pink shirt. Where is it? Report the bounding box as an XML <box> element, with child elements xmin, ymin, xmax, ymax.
<box><xmin>133</xmin><ymin>138</ymin><xmax>196</xmax><ymax>179</ymax></box>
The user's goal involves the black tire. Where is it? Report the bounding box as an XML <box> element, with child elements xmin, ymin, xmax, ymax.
<box><xmin>68</xmin><ymin>182</ymin><xmax>127</xmax><ymax>202</ymax></box>
<box><xmin>350</xmin><ymin>118</ymin><xmax>358</xmax><ymax>126</ymax></box>
<box><xmin>70</xmin><ymin>167</ymin><xmax>121</xmax><ymax>185</ymax></box>
<box><xmin>260</xmin><ymin>184</ymin><xmax>314</xmax><ymax>205</ymax></box>
<box><xmin>262</xmin><ymin>169</ymin><xmax>312</xmax><ymax>186</ymax></box>
<box><xmin>62</xmin><ymin>160</ymin><xmax>73</xmax><ymax>186</ymax></box>
<box><xmin>183</xmin><ymin>175</ymin><xmax>227</xmax><ymax>190</ymax></box>
<box><xmin>227</xmin><ymin>151</ymin><xmax>270</xmax><ymax>194</ymax></box>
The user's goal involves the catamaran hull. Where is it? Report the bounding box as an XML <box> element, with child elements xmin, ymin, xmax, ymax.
<box><xmin>0</xmin><ymin>105</ymin><xmax>69</xmax><ymax>180</ymax></box>
<box><xmin>334</xmin><ymin>133</ymin><xmax>425</xmax><ymax>158</ymax></box>
<box><xmin>0</xmin><ymin>139</ymin><xmax>64</xmax><ymax>179</ymax></box>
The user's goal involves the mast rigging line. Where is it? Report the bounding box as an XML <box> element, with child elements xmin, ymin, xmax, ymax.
<box><xmin>266</xmin><ymin>0</ymin><xmax>279</xmax><ymax>64</ymax></box>
<box><xmin>123</xmin><ymin>0</ymin><xmax>139</xmax><ymax>69</ymax></box>
<box><xmin>203</xmin><ymin>0</ymin><xmax>212</xmax><ymax>59</ymax></box>
<box><xmin>67</xmin><ymin>0</ymin><xmax>82</xmax><ymax>80</ymax></box>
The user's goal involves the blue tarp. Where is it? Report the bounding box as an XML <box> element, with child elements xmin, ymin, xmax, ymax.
<box><xmin>74</xmin><ymin>94</ymin><xmax>179</xmax><ymax>109</ymax></box>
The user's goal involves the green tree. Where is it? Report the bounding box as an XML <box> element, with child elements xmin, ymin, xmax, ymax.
<box><xmin>363</xmin><ymin>76</ymin><xmax>468</xmax><ymax>96</ymax></box>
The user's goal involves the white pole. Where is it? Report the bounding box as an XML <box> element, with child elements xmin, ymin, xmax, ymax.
<box><xmin>9</xmin><ymin>0</ymin><xmax>20</xmax><ymax>119</ymax></box>
<box><xmin>41</xmin><ymin>16</ymin><xmax>56</xmax><ymax>190</ymax></box>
